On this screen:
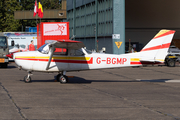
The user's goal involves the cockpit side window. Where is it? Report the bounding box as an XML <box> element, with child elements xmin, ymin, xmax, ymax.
<box><xmin>69</xmin><ymin>49</ymin><xmax>84</xmax><ymax>56</ymax></box>
<box><xmin>38</xmin><ymin>43</ymin><xmax>50</xmax><ymax>54</ymax></box>
<box><xmin>53</xmin><ymin>48</ymin><xmax>68</xmax><ymax>55</ymax></box>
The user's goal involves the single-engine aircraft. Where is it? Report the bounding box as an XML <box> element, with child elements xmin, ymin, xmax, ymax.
<box><xmin>6</xmin><ymin>30</ymin><xmax>175</xmax><ymax>83</ymax></box>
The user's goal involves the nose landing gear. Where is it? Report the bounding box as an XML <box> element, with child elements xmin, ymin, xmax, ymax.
<box><xmin>24</xmin><ymin>71</ymin><xmax>33</xmax><ymax>83</ymax></box>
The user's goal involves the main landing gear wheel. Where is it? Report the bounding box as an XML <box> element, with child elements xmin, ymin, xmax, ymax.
<box><xmin>24</xmin><ymin>75</ymin><xmax>31</xmax><ymax>83</ymax></box>
<box><xmin>57</xmin><ymin>74</ymin><xmax>68</xmax><ymax>84</ymax></box>
<box><xmin>167</xmin><ymin>59</ymin><xmax>175</xmax><ymax>67</ymax></box>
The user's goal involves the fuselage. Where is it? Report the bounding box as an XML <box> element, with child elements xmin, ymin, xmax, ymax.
<box><xmin>13</xmin><ymin>50</ymin><xmax>144</xmax><ymax>72</ymax></box>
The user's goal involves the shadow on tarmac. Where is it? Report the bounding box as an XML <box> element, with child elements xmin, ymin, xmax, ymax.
<box><xmin>7</xmin><ymin>65</ymin><xmax>17</xmax><ymax>69</ymax></box>
<box><xmin>68</xmin><ymin>77</ymin><xmax>140</xmax><ymax>84</ymax></box>
<box><xmin>0</xmin><ymin>65</ymin><xmax>17</xmax><ymax>69</ymax></box>
<box><xmin>19</xmin><ymin>76</ymin><xmax>139</xmax><ymax>84</ymax></box>
<box><xmin>19</xmin><ymin>77</ymin><xmax>180</xmax><ymax>84</ymax></box>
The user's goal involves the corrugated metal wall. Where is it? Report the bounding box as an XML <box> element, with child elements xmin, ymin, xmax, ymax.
<box><xmin>67</xmin><ymin>0</ymin><xmax>180</xmax><ymax>53</ymax></box>
<box><xmin>67</xmin><ymin>0</ymin><xmax>114</xmax><ymax>53</ymax></box>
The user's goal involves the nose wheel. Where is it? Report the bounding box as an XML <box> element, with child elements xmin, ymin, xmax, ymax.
<box><xmin>24</xmin><ymin>72</ymin><xmax>32</xmax><ymax>83</ymax></box>
<box><xmin>24</xmin><ymin>75</ymin><xmax>32</xmax><ymax>83</ymax></box>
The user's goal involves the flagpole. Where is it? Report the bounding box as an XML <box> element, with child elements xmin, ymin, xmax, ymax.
<box><xmin>33</xmin><ymin>0</ymin><xmax>38</xmax><ymax>25</ymax></box>
<box><xmin>36</xmin><ymin>13</ymin><xmax>37</xmax><ymax>25</ymax></box>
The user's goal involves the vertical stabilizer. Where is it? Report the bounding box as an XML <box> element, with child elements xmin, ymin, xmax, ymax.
<box><xmin>140</xmin><ymin>30</ymin><xmax>175</xmax><ymax>62</ymax></box>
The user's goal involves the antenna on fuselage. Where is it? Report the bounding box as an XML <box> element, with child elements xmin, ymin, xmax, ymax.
<box><xmin>70</xmin><ymin>29</ymin><xmax>76</xmax><ymax>40</ymax></box>
<box><xmin>70</xmin><ymin>35</ymin><xmax>76</xmax><ymax>40</ymax></box>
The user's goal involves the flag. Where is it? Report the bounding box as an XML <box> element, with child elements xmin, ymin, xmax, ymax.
<box><xmin>38</xmin><ymin>0</ymin><xmax>43</xmax><ymax>18</ymax></box>
<box><xmin>33</xmin><ymin>0</ymin><xmax>38</xmax><ymax>17</ymax></box>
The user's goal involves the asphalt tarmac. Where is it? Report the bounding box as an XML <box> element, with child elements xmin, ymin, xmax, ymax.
<box><xmin>1</xmin><ymin>62</ymin><xmax>180</xmax><ymax>120</ymax></box>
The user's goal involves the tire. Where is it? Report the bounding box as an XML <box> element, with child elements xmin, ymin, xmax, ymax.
<box><xmin>168</xmin><ymin>59</ymin><xmax>175</xmax><ymax>67</ymax></box>
<box><xmin>59</xmin><ymin>75</ymin><xmax>68</xmax><ymax>84</ymax></box>
<box><xmin>24</xmin><ymin>75</ymin><xmax>31</xmax><ymax>83</ymax></box>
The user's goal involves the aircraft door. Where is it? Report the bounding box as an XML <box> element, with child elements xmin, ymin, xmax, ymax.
<box><xmin>68</xmin><ymin>49</ymin><xmax>84</xmax><ymax>70</ymax></box>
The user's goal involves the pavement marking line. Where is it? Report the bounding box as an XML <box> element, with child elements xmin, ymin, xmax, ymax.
<box><xmin>165</xmin><ymin>80</ymin><xmax>180</xmax><ymax>83</ymax></box>
<box><xmin>136</xmin><ymin>79</ymin><xmax>180</xmax><ymax>83</ymax></box>
<box><xmin>0</xmin><ymin>82</ymin><xmax>27</xmax><ymax>120</ymax></box>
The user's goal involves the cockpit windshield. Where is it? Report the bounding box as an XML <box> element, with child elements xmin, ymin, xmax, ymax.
<box><xmin>38</xmin><ymin>43</ymin><xmax>92</xmax><ymax>55</ymax></box>
<box><xmin>38</xmin><ymin>43</ymin><xmax>50</xmax><ymax>54</ymax></box>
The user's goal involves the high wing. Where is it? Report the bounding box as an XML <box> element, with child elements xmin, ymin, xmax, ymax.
<box><xmin>45</xmin><ymin>39</ymin><xmax>85</xmax><ymax>70</ymax></box>
<box><xmin>45</xmin><ymin>39</ymin><xmax>85</xmax><ymax>49</ymax></box>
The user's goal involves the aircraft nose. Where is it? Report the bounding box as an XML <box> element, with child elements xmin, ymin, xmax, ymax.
<box><xmin>6</xmin><ymin>53</ymin><xmax>14</xmax><ymax>59</ymax></box>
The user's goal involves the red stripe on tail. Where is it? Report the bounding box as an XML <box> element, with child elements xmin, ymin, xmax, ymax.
<box><xmin>141</xmin><ymin>43</ymin><xmax>170</xmax><ymax>52</ymax></box>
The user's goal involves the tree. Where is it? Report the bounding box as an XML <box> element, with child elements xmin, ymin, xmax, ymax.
<box><xmin>19</xmin><ymin>0</ymin><xmax>37</xmax><ymax>31</ymax></box>
<box><xmin>19</xmin><ymin>0</ymin><xmax>62</xmax><ymax>31</ymax></box>
<box><xmin>0</xmin><ymin>0</ymin><xmax>62</xmax><ymax>32</ymax></box>
<box><xmin>0</xmin><ymin>0</ymin><xmax>22</xmax><ymax>32</ymax></box>
<box><xmin>43</xmin><ymin>0</ymin><xmax>61</xmax><ymax>10</ymax></box>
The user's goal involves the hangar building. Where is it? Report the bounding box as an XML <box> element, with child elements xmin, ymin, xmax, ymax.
<box><xmin>67</xmin><ymin>0</ymin><xmax>180</xmax><ymax>54</ymax></box>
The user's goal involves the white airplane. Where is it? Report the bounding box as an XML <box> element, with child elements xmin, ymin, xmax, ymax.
<box><xmin>9</xmin><ymin>44</ymin><xmax>28</xmax><ymax>53</ymax></box>
<box><xmin>8</xmin><ymin>44</ymin><xmax>28</xmax><ymax>61</ymax></box>
<box><xmin>6</xmin><ymin>30</ymin><xmax>175</xmax><ymax>83</ymax></box>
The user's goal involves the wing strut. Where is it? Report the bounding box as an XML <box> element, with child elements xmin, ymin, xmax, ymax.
<box><xmin>46</xmin><ymin>45</ymin><xmax>55</xmax><ymax>70</ymax></box>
